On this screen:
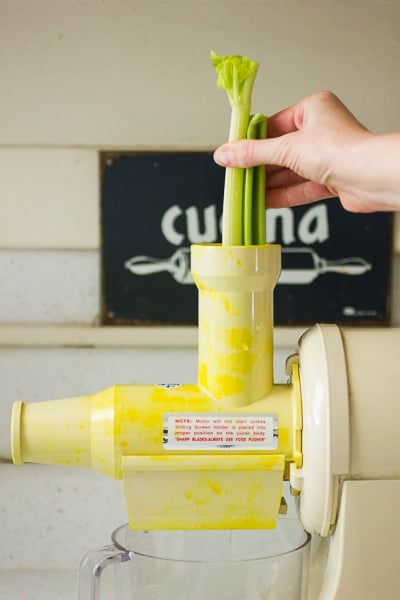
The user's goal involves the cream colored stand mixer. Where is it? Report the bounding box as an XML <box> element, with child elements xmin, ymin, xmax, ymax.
<box><xmin>9</xmin><ymin>242</ymin><xmax>400</xmax><ymax>599</ymax></box>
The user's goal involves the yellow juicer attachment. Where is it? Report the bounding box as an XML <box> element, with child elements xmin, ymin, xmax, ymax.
<box><xmin>11</xmin><ymin>244</ymin><xmax>302</xmax><ymax>530</ymax></box>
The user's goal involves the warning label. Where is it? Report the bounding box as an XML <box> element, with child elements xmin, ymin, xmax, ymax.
<box><xmin>163</xmin><ymin>413</ymin><xmax>278</xmax><ymax>450</ymax></box>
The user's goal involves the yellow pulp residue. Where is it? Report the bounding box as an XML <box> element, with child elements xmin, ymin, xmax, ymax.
<box><xmin>212</xmin><ymin>374</ymin><xmax>245</xmax><ymax>397</ymax></box>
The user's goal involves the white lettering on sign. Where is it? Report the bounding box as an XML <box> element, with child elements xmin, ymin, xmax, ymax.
<box><xmin>163</xmin><ymin>413</ymin><xmax>278</xmax><ymax>450</ymax></box>
<box><xmin>160</xmin><ymin>203</ymin><xmax>329</xmax><ymax>247</ymax></box>
<box><xmin>161</xmin><ymin>204</ymin><xmax>222</xmax><ymax>245</ymax></box>
<box><xmin>267</xmin><ymin>205</ymin><xmax>329</xmax><ymax>245</ymax></box>
<box><xmin>161</xmin><ymin>205</ymin><xmax>184</xmax><ymax>245</ymax></box>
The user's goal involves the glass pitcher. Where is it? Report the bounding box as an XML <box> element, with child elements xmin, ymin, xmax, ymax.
<box><xmin>78</xmin><ymin>517</ymin><xmax>311</xmax><ymax>599</ymax></box>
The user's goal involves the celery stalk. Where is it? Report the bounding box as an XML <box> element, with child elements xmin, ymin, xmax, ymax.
<box><xmin>211</xmin><ymin>52</ymin><xmax>259</xmax><ymax>245</ymax></box>
<box><xmin>243</xmin><ymin>113</ymin><xmax>267</xmax><ymax>245</ymax></box>
<box><xmin>253</xmin><ymin>115</ymin><xmax>267</xmax><ymax>245</ymax></box>
<box><xmin>243</xmin><ymin>159</ymin><xmax>254</xmax><ymax>246</ymax></box>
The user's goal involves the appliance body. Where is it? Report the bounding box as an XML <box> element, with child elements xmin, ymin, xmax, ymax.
<box><xmin>295</xmin><ymin>324</ymin><xmax>400</xmax><ymax>599</ymax></box>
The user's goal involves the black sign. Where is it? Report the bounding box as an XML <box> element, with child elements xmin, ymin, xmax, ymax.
<box><xmin>101</xmin><ymin>152</ymin><xmax>392</xmax><ymax>326</ymax></box>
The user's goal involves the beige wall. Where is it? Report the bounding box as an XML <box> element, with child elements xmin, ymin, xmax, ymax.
<box><xmin>0</xmin><ymin>0</ymin><xmax>400</xmax><ymax>584</ymax></box>
<box><xmin>1</xmin><ymin>0</ymin><xmax>400</xmax><ymax>148</ymax></box>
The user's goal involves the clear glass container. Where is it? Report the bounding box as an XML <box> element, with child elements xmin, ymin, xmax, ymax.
<box><xmin>78</xmin><ymin>518</ymin><xmax>311</xmax><ymax>599</ymax></box>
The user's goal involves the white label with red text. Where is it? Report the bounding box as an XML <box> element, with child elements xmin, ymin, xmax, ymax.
<box><xmin>163</xmin><ymin>413</ymin><xmax>278</xmax><ymax>450</ymax></box>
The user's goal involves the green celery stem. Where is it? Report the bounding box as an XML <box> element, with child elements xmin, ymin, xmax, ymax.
<box><xmin>222</xmin><ymin>167</ymin><xmax>244</xmax><ymax>245</ymax></box>
<box><xmin>222</xmin><ymin>105</ymin><xmax>250</xmax><ymax>245</ymax></box>
<box><xmin>243</xmin><ymin>166</ymin><xmax>254</xmax><ymax>245</ymax></box>
<box><xmin>254</xmin><ymin>116</ymin><xmax>267</xmax><ymax>244</ymax></box>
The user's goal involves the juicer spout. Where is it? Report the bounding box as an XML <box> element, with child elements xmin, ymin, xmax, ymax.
<box><xmin>11</xmin><ymin>380</ymin><xmax>300</xmax><ymax>530</ymax></box>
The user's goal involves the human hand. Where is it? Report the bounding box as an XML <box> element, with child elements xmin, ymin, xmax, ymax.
<box><xmin>214</xmin><ymin>91</ymin><xmax>399</xmax><ymax>213</ymax></box>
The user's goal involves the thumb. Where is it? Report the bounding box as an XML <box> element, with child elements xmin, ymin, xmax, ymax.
<box><xmin>213</xmin><ymin>138</ymin><xmax>283</xmax><ymax>168</ymax></box>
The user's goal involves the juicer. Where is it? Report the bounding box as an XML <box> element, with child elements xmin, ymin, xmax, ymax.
<box><xmin>10</xmin><ymin>242</ymin><xmax>400</xmax><ymax>599</ymax></box>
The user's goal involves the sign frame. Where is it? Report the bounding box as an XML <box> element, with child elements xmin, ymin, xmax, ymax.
<box><xmin>100</xmin><ymin>151</ymin><xmax>393</xmax><ymax>327</ymax></box>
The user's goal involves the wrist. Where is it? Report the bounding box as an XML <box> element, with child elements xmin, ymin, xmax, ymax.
<box><xmin>354</xmin><ymin>133</ymin><xmax>400</xmax><ymax>211</ymax></box>
<box><xmin>331</xmin><ymin>131</ymin><xmax>400</xmax><ymax>212</ymax></box>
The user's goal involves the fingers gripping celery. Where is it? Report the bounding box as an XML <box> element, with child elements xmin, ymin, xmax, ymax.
<box><xmin>211</xmin><ymin>52</ymin><xmax>267</xmax><ymax>246</ymax></box>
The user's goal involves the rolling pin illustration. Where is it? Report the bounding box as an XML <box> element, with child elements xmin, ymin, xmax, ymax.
<box><xmin>125</xmin><ymin>246</ymin><xmax>372</xmax><ymax>286</ymax></box>
<box><xmin>125</xmin><ymin>247</ymin><xmax>193</xmax><ymax>284</ymax></box>
<box><xmin>278</xmin><ymin>247</ymin><xmax>372</xmax><ymax>285</ymax></box>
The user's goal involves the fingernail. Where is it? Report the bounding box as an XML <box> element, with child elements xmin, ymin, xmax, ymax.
<box><xmin>214</xmin><ymin>146</ymin><xmax>233</xmax><ymax>166</ymax></box>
